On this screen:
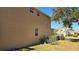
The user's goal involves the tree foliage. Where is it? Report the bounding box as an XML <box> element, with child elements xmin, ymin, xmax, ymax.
<box><xmin>52</xmin><ymin>7</ymin><xmax>79</xmax><ymax>28</ymax></box>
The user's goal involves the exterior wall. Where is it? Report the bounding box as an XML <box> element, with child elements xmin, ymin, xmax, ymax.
<box><xmin>0</xmin><ymin>7</ymin><xmax>51</xmax><ymax>50</ymax></box>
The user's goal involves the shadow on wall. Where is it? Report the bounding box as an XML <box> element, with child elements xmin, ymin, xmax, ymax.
<box><xmin>4</xmin><ymin>36</ymin><xmax>50</xmax><ymax>51</ymax></box>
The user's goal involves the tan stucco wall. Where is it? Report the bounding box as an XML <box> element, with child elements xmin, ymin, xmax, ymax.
<box><xmin>0</xmin><ymin>7</ymin><xmax>51</xmax><ymax>50</ymax></box>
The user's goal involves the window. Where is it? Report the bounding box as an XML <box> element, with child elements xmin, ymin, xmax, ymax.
<box><xmin>30</xmin><ymin>8</ymin><xmax>34</xmax><ymax>13</ymax></box>
<box><xmin>35</xmin><ymin>28</ymin><xmax>38</xmax><ymax>36</ymax></box>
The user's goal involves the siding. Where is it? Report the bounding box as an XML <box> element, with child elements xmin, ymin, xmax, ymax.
<box><xmin>0</xmin><ymin>7</ymin><xmax>51</xmax><ymax>50</ymax></box>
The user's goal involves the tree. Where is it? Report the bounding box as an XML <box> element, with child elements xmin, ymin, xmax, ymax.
<box><xmin>51</xmin><ymin>7</ymin><xmax>79</xmax><ymax>29</ymax></box>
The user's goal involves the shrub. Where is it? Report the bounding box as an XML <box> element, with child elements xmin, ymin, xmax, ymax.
<box><xmin>48</xmin><ymin>35</ymin><xmax>58</xmax><ymax>45</ymax></box>
<box><xmin>72</xmin><ymin>32</ymin><xmax>78</xmax><ymax>37</ymax></box>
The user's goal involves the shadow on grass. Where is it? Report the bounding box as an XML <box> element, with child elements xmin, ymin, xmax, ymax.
<box><xmin>7</xmin><ymin>43</ymin><xmax>40</xmax><ymax>51</ymax></box>
<box><xmin>8</xmin><ymin>46</ymin><xmax>35</xmax><ymax>51</ymax></box>
<box><xmin>24</xmin><ymin>47</ymin><xmax>35</xmax><ymax>51</ymax></box>
<box><xmin>71</xmin><ymin>39</ymin><xmax>79</xmax><ymax>42</ymax></box>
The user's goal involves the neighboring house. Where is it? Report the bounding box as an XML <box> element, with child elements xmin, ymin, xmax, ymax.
<box><xmin>0</xmin><ymin>7</ymin><xmax>51</xmax><ymax>50</ymax></box>
<box><xmin>57</xmin><ymin>27</ymin><xmax>67</xmax><ymax>37</ymax></box>
<box><xmin>66</xmin><ymin>28</ymin><xmax>74</xmax><ymax>36</ymax></box>
<box><xmin>57</xmin><ymin>27</ymin><xmax>74</xmax><ymax>37</ymax></box>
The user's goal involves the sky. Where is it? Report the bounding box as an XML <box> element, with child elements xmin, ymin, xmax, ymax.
<box><xmin>37</xmin><ymin>7</ymin><xmax>79</xmax><ymax>31</ymax></box>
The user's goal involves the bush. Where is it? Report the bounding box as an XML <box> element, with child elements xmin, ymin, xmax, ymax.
<box><xmin>48</xmin><ymin>35</ymin><xmax>58</xmax><ymax>45</ymax></box>
<box><xmin>72</xmin><ymin>32</ymin><xmax>78</xmax><ymax>37</ymax></box>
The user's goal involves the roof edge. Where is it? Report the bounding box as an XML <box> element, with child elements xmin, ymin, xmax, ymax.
<box><xmin>32</xmin><ymin>7</ymin><xmax>51</xmax><ymax>18</ymax></box>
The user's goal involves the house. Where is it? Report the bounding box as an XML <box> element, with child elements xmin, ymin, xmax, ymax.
<box><xmin>0</xmin><ymin>7</ymin><xmax>51</xmax><ymax>50</ymax></box>
<box><xmin>56</xmin><ymin>27</ymin><xmax>75</xmax><ymax>39</ymax></box>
